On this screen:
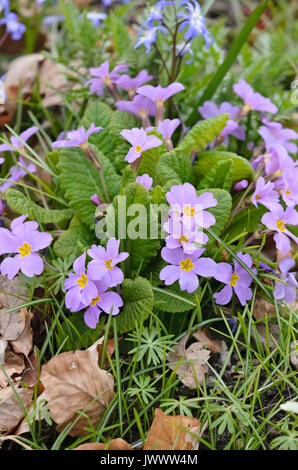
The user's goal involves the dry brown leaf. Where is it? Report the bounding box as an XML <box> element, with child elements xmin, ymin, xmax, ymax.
<box><xmin>253</xmin><ymin>297</ymin><xmax>276</xmax><ymax>320</ymax></box>
<box><xmin>10</xmin><ymin>309</ymin><xmax>33</xmax><ymax>358</ymax></box>
<box><xmin>0</xmin><ymin>349</ymin><xmax>24</xmax><ymax>387</ymax></box>
<box><xmin>0</xmin><ymin>385</ymin><xmax>34</xmax><ymax>434</ymax></box>
<box><xmin>255</xmin><ymin>322</ymin><xmax>280</xmax><ymax>350</ymax></box>
<box><xmin>21</xmin><ymin>348</ymin><xmax>39</xmax><ymax>387</ymax></box>
<box><xmin>167</xmin><ymin>334</ymin><xmax>210</xmax><ymax>388</ymax></box>
<box><xmin>74</xmin><ymin>439</ymin><xmax>133</xmax><ymax>450</ymax></box>
<box><xmin>0</xmin><ymin>54</ymin><xmax>44</xmax><ymax>121</ymax></box>
<box><xmin>144</xmin><ymin>409</ymin><xmax>200</xmax><ymax>450</ymax></box>
<box><xmin>40</xmin><ymin>349</ymin><xmax>115</xmax><ymax>437</ymax></box>
<box><xmin>193</xmin><ymin>328</ymin><xmax>223</xmax><ymax>353</ymax></box>
<box><xmin>88</xmin><ymin>336</ymin><xmax>116</xmax><ymax>369</ymax></box>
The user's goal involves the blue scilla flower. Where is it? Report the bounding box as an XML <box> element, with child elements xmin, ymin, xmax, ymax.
<box><xmin>0</xmin><ymin>11</ymin><xmax>26</xmax><ymax>40</ymax></box>
<box><xmin>178</xmin><ymin>0</ymin><xmax>213</xmax><ymax>48</ymax></box>
<box><xmin>135</xmin><ymin>25</ymin><xmax>167</xmax><ymax>54</ymax></box>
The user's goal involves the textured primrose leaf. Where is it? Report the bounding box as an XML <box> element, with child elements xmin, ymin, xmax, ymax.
<box><xmin>197</xmin><ymin>187</ymin><xmax>232</xmax><ymax>236</ymax></box>
<box><xmin>197</xmin><ymin>159</ymin><xmax>234</xmax><ymax>192</ymax></box>
<box><xmin>54</xmin><ymin>224</ymin><xmax>95</xmax><ymax>258</ymax></box>
<box><xmin>57</xmin><ymin>147</ymin><xmax>121</xmax><ymax>227</ymax></box>
<box><xmin>80</xmin><ymin>101</ymin><xmax>116</xmax><ymax>164</ymax></box>
<box><xmin>194</xmin><ymin>150</ymin><xmax>254</xmax><ymax>184</ymax></box>
<box><xmin>6</xmin><ymin>188</ymin><xmax>74</xmax><ymax>224</ymax></box>
<box><xmin>157</xmin><ymin>150</ymin><xmax>194</xmax><ymax>186</ymax></box>
<box><xmin>177</xmin><ymin>114</ymin><xmax>229</xmax><ymax>155</ymax></box>
<box><xmin>116</xmin><ymin>277</ymin><xmax>154</xmax><ymax>334</ymax></box>
<box><xmin>224</xmin><ymin>205</ymin><xmax>267</xmax><ymax>242</ymax></box>
<box><xmin>153</xmin><ymin>283</ymin><xmax>199</xmax><ymax>313</ymax></box>
<box><xmin>112</xmin><ymin>182</ymin><xmax>161</xmax><ymax>273</ymax></box>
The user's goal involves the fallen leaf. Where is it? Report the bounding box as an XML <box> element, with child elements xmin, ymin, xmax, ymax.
<box><xmin>253</xmin><ymin>297</ymin><xmax>276</xmax><ymax>320</ymax></box>
<box><xmin>88</xmin><ymin>336</ymin><xmax>115</xmax><ymax>369</ymax></box>
<box><xmin>40</xmin><ymin>349</ymin><xmax>115</xmax><ymax>437</ymax></box>
<box><xmin>0</xmin><ymin>349</ymin><xmax>24</xmax><ymax>387</ymax></box>
<box><xmin>0</xmin><ymin>385</ymin><xmax>33</xmax><ymax>434</ymax></box>
<box><xmin>74</xmin><ymin>439</ymin><xmax>133</xmax><ymax>450</ymax></box>
<box><xmin>255</xmin><ymin>322</ymin><xmax>280</xmax><ymax>350</ymax></box>
<box><xmin>21</xmin><ymin>348</ymin><xmax>39</xmax><ymax>387</ymax></box>
<box><xmin>193</xmin><ymin>328</ymin><xmax>223</xmax><ymax>353</ymax></box>
<box><xmin>0</xmin><ymin>54</ymin><xmax>44</xmax><ymax>123</ymax></box>
<box><xmin>10</xmin><ymin>309</ymin><xmax>33</xmax><ymax>358</ymax></box>
<box><xmin>144</xmin><ymin>409</ymin><xmax>200</xmax><ymax>450</ymax></box>
<box><xmin>167</xmin><ymin>334</ymin><xmax>210</xmax><ymax>388</ymax></box>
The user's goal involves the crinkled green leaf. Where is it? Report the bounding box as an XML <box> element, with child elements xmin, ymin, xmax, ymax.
<box><xmin>197</xmin><ymin>159</ymin><xmax>234</xmax><ymax>192</ymax></box>
<box><xmin>54</xmin><ymin>224</ymin><xmax>95</xmax><ymax>258</ymax></box>
<box><xmin>57</xmin><ymin>147</ymin><xmax>121</xmax><ymax>227</ymax></box>
<box><xmin>157</xmin><ymin>150</ymin><xmax>193</xmax><ymax>186</ymax></box>
<box><xmin>194</xmin><ymin>150</ymin><xmax>254</xmax><ymax>184</ymax></box>
<box><xmin>116</xmin><ymin>277</ymin><xmax>154</xmax><ymax>334</ymax></box>
<box><xmin>197</xmin><ymin>188</ymin><xmax>232</xmax><ymax>236</ymax></box>
<box><xmin>6</xmin><ymin>188</ymin><xmax>74</xmax><ymax>224</ymax></box>
<box><xmin>177</xmin><ymin>114</ymin><xmax>229</xmax><ymax>155</ymax></box>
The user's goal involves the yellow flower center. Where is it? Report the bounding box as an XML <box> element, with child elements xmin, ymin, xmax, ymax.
<box><xmin>179</xmin><ymin>235</ymin><xmax>189</xmax><ymax>244</ymax></box>
<box><xmin>276</xmin><ymin>218</ymin><xmax>286</xmax><ymax>232</ymax></box>
<box><xmin>255</xmin><ymin>194</ymin><xmax>261</xmax><ymax>200</ymax></box>
<box><xmin>90</xmin><ymin>295</ymin><xmax>100</xmax><ymax>306</ymax></box>
<box><xmin>183</xmin><ymin>205</ymin><xmax>195</xmax><ymax>217</ymax></box>
<box><xmin>230</xmin><ymin>273</ymin><xmax>240</xmax><ymax>287</ymax></box>
<box><xmin>77</xmin><ymin>273</ymin><xmax>88</xmax><ymax>289</ymax></box>
<box><xmin>105</xmin><ymin>258</ymin><xmax>113</xmax><ymax>271</ymax></box>
<box><xmin>18</xmin><ymin>242</ymin><xmax>32</xmax><ymax>258</ymax></box>
<box><xmin>103</xmin><ymin>76</ymin><xmax>112</xmax><ymax>86</ymax></box>
<box><xmin>285</xmin><ymin>189</ymin><xmax>291</xmax><ymax>196</ymax></box>
<box><xmin>180</xmin><ymin>258</ymin><xmax>194</xmax><ymax>272</ymax></box>
<box><xmin>135</xmin><ymin>145</ymin><xmax>142</xmax><ymax>153</ymax></box>
<box><xmin>243</xmin><ymin>103</ymin><xmax>253</xmax><ymax>113</ymax></box>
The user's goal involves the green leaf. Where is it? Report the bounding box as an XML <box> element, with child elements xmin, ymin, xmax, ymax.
<box><xmin>6</xmin><ymin>189</ymin><xmax>74</xmax><ymax>224</ymax></box>
<box><xmin>138</xmin><ymin>146</ymin><xmax>164</xmax><ymax>184</ymax></box>
<box><xmin>194</xmin><ymin>150</ymin><xmax>254</xmax><ymax>184</ymax></box>
<box><xmin>112</xmin><ymin>182</ymin><xmax>161</xmax><ymax>272</ymax></box>
<box><xmin>187</xmin><ymin>0</ymin><xmax>269</xmax><ymax>125</ymax></box>
<box><xmin>153</xmin><ymin>284</ymin><xmax>198</xmax><ymax>313</ymax></box>
<box><xmin>157</xmin><ymin>150</ymin><xmax>194</xmax><ymax>186</ymax></box>
<box><xmin>57</xmin><ymin>147</ymin><xmax>121</xmax><ymax>227</ymax></box>
<box><xmin>225</xmin><ymin>205</ymin><xmax>267</xmax><ymax>241</ymax></box>
<box><xmin>197</xmin><ymin>160</ymin><xmax>234</xmax><ymax>192</ymax></box>
<box><xmin>116</xmin><ymin>277</ymin><xmax>154</xmax><ymax>334</ymax></box>
<box><xmin>81</xmin><ymin>102</ymin><xmax>116</xmax><ymax>163</ymax></box>
<box><xmin>54</xmin><ymin>225</ymin><xmax>95</xmax><ymax>258</ymax></box>
<box><xmin>177</xmin><ymin>114</ymin><xmax>229</xmax><ymax>155</ymax></box>
<box><xmin>197</xmin><ymin>188</ymin><xmax>232</xmax><ymax>236</ymax></box>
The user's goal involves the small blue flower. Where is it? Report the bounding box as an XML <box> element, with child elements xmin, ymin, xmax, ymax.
<box><xmin>135</xmin><ymin>25</ymin><xmax>167</xmax><ymax>54</ymax></box>
<box><xmin>178</xmin><ymin>0</ymin><xmax>213</xmax><ymax>48</ymax></box>
<box><xmin>0</xmin><ymin>12</ymin><xmax>26</xmax><ymax>40</ymax></box>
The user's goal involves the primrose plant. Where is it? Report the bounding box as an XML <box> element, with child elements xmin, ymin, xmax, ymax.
<box><xmin>0</xmin><ymin>0</ymin><xmax>297</xmax><ymax>339</ymax></box>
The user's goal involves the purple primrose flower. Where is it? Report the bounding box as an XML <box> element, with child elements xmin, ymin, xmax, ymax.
<box><xmin>87</xmin><ymin>238</ymin><xmax>129</xmax><ymax>287</ymax></box>
<box><xmin>52</xmin><ymin>124</ymin><xmax>103</xmax><ymax>148</ymax></box>
<box><xmin>273</xmin><ymin>258</ymin><xmax>297</xmax><ymax>304</ymax></box>
<box><xmin>0</xmin><ymin>158</ymin><xmax>36</xmax><ymax>193</ymax></box>
<box><xmin>136</xmin><ymin>173</ymin><xmax>153</xmax><ymax>190</ymax></box>
<box><xmin>233</xmin><ymin>80</ymin><xmax>277</xmax><ymax>114</ymax></box>
<box><xmin>120</xmin><ymin>127</ymin><xmax>162</xmax><ymax>163</ymax></box>
<box><xmin>251</xmin><ymin>177</ymin><xmax>280</xmax><ymax>211</ymax></box>
<box><xmin>160</xmin><ymin>246</ymin><xmax>216</xmax><ymax>293</ymax></box>
<box><xmin>213</xmin><ymin>252</ymin><xmax>257</xmax><ymax>306</ymax></box>
<box><xmin>0</xmin><ymin>126</ymin><xmax>38</xmax><ymax>154</ymax></box>
<box><xmin>0</xmin><ymin>215</ymin><xmax>52</xmax><ymax>280</ymax></box>
<box><xmin>64</xmin><ymin>252</ymin><xmax>98</xmax><ymax>312</ymax></box>
<box><xmin>83</xmin><ymin>279</ymin><xmax>123</xmax><ymax>329</ymax></box>
<box><xmin>262</xmin><ymin>206</ymin><xmax>298</xmax><ymax>255</ymax></box>
<box><xmin>85</xmin><ymin>61</ymin><xmax>129</xmax><ymax>96</ymax></box>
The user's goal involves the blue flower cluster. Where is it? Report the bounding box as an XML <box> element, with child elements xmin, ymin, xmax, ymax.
<box><xmin>135</xmin><ymin>0</ymin><xmax>213</xmax><ymax>56</ymax></box>
<box><xmin>0</xmin><ymin>0</ymin><xmax>26</xmax><ymax>40</ymax></box>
